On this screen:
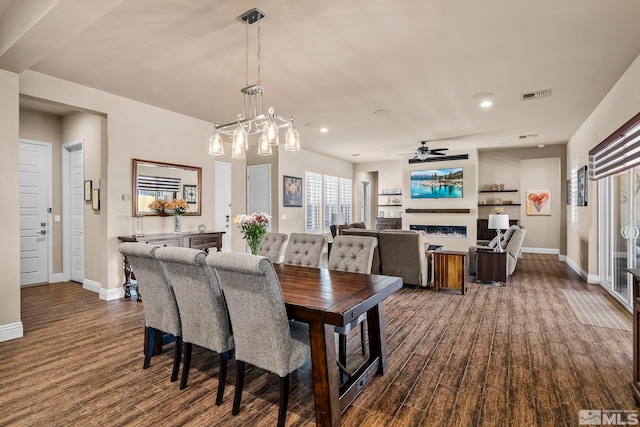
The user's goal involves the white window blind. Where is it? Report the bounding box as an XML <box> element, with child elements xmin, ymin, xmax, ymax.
<box><xmin>339</xmin><ymin>178</ymin><xmax>352</xmax><ymax>223</ymax></box>
<box><xmin>570</xmin><ymin>159</ymin><xmax>578</xmax><ymax>229</ymax></box>
<box><xmin>305</xmin><ymin>172</ymin><xmax>322</xmax><ymax>233</ymax></box>
<box><xmin>589</xmin><ymin>112</ymin><xmax>640</xmax><ymax>180</ymax></box>
<box><xmin>324</xmin><ymin>176</ymin><xmax>339</xmax><ymax>232</ymax></box>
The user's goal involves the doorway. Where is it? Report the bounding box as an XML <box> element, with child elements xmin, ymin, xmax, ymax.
<box><xmin>19</xmin><ymin>139</ymin><xmax>52</xmax><ymax>286</ymax></box>
<box><xmin>215</xmin><ymin>161</ymin><xmax>232</xmax><ymax>251</ymax></box>
<box><xmin>361</xmin><ymin>179</ymin><xmax>371</xmax><ymax>229</ymax></box>
<box><xmin>62</xmin><ymin>140</ymin><xmax>84</xmax><ymax>283</ymax></box>
<box><xmin>247</xmin><ymin>164</ymin><xmax>272</xmax><ymax>223</ymax></box>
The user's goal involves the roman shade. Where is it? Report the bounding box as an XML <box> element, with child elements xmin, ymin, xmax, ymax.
<box><xmin>589</xmin><ymin>112</ymin><xmax>640</xmax><ymax>180</ymax></box>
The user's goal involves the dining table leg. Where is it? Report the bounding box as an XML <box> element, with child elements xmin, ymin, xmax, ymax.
<box><xmin>308</xmin><ymin>321</ymin><xmax>341</xmax><ymax>427</ymax></box>
<box><xmin>366</xmin><ymin>302</ymin><xmax>389</xmax><ymax>374</ymax></box>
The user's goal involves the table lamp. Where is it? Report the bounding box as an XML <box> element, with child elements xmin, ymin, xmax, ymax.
<box><xmin>331</xmin><ymin>213</ymin><xmax>345</xmax><ymax>225</ymax></box>
<box><xmin>488</xmin><ymin>214</ymin><xmax>509</xmax><ymax>252</ymax></box>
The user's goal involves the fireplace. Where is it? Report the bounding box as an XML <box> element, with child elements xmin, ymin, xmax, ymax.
<box><xmin>410</xmin><ymin>224</ymin><xmax>467</xmax><ymax>238</ymax></box>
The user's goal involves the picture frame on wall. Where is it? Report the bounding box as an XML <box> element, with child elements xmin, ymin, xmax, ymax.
<box><xmin>283</xmin><ymin>175</ymin><xmax>302</xmax><ymax>207</ymax></box>
<box><xmin>183</xmin><ymin>184</ymin><xmax>197</xmax><ymax>204</ymax></box>
<box><xmin>566</xmin><ymin>179</ymin><xmax>571</xmax><ymax>205</ymax></box>
<box><xmin>92</xmin><ymin>189</ymin><xmax>100</xmax><ymax>210</ymax></box>
<box><xmin>526</xmin><ymin>190</ymin><xmax>551</xmax><ymax>215</ymax></box>
<box><xmin>84</xmin><ymin>180</ymin><xmax>92</xmax><ymax>202</ymax></box>
<box><xmin>577</xmin><ymin>165</ymin><xmax>588</xmax><ymax>206</ymax></box>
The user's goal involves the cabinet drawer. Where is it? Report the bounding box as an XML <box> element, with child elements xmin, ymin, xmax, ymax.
<box><xmin>187</xmin><ymin>235</ymin><xmax>221</xmax><ymax>250</ymax></box>
<box><xmin>142</xmin><ymin>239</ymin><xmax>181</xmax><ymax>247</ymax></box>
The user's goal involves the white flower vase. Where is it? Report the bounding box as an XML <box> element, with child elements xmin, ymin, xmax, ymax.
<box><xmin>174</xmin><ymin>215</ymin><xmax>182</xmax><ymax>233</ymax></box>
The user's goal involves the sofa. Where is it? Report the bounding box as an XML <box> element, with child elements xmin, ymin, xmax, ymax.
<box><xmin>341</xmin><ymin>228</ymin><xmax>432</xmax><ymax>287</ymax></box>
<box><xmin>468</xmin><ymin>225</ymin><xmax>526</xmax><ymax>276</ymax></box>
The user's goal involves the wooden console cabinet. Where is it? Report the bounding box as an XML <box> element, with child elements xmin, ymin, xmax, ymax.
<box><xmin>376</xmin><ymin>218</ymin><xmax>402</xmax><ymax>230</ymax></box>
<box><xmin>117</xmin><ymin>231</ymin><xmax>225</xmax><ymax>300</ymax></box>
<box><xmin>629</xmin><ymin>269</ymin><xmax>640</xmax><ymax>403</ymax></box>
<box><xmin>476</xmin><ymin>249</ymin><xmax>507</xmax><ymax>284</ymax></box>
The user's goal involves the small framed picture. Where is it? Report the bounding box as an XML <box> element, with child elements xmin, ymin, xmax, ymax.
<box><xmin>379</xmin><ymin>211</ymin><xmax>384</xmax><ymax>218</ymax></box>
<box><xmin>92</xmin><ymin>189</ymin><xmax>100</xmax><ymax>210</ymax></box>
<box><xmin>183</xmin><ymin>184</ymin><xmax>197</xmax><ymax>204</ymax></box>
<box><xmin>388</xmin><ymin>211</ymin><xmax>394</xmax><ymax>218</ymax></box>
<box><xmin>84</xmin><ymin>180</ymin><xmax>92</xmax><ymax>201</ymax></box>
<box><xmin>381</xmin><ymin>189</ymin><xmax>389</xmax><ymax>195</ymax></box>
<box><xmin>577</xmin><ymin>165</ymin><xmax>588</xmax><ymax>207</ymax></box>
<box><xmin>394</xmin><ymin>189</ymin><xmax>402</xmax><ymax>194</ymax></box>
<box><xmin>283</xmin><ymin>175</ymin><xmax>303</xmax><ymax>207</ymax></box>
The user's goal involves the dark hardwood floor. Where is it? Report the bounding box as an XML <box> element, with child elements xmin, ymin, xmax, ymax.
<box><xmin>0</xmin><ymin>254</ymin><xmax>636</xmax><ymax>426</ymax></box>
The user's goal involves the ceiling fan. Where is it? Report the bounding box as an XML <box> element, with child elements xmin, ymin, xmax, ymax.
<box><xmin>412</xmin><ymin>141</ymin><xmax>448</xmax><ymax>161</ymax></box>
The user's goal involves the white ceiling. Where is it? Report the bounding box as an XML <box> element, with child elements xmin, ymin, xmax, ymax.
<box><xmin>3</xmin><ymin>0</ymin><xmax>640</xmax><ymax>162</ymax></box>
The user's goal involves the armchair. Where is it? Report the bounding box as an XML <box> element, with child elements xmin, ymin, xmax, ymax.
<box><xmin>469</xmin><ymin>226</ymin><xmax>526</xmax><ymax>275</ymax></box>
<box><xmin>377</xmin><ymin>230</ymin><xmax>431</xmax><ymax>287</ymax></box>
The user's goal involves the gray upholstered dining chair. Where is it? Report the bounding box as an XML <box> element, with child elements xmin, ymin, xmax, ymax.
<box><xmin>327</xmin><ymin>235</ymin><xmax>378</xmax><ymax>378</ymax></box>
<box><xmin>207</xmin><ymin>252</ymin><xmax>310</xmax><ymax>427</ymax></box>
<box><xmin>283</xmin><ymin>233</ymin><xmax>327</xmax><ymax>268</ymax></box>
<box><xmin>154</xmin><ymin>247</ymin><xmax>234</xmax><ymax>405</ymax></box>
<box><xmin>117</xmin><ymin>242</ymin><xmax>182</xmax><ymax>382</ymax></box>
<box><xmin>257</xmin><ymin>232</ymin><xmax>288</xmax><ymax>263</ymax></box>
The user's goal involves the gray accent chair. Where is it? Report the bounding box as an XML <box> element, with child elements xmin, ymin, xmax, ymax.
<box><xmin>154</xmin><ymin>247</ymin><xmax>234</xmax><ymax>404</ymax></box>
<box><xmin>378</xmin><ymin>230</ymin><xmax>431</xmax><ymax>287</ymax></box>
<box><xmin>258</xmin><ymin>232</ymin><xmax>288</xmax><ymax>263</ymax></box>
<box><xmin>207</xmin><ymin>253</ymin><xmax>310</xmax><ymax>427</ymax></box>
<box><xmin>468</xmin><ymin>225</ymin><xmax>527</xmax><ymax>275</ymax></box>
<box><xmin>328</xmin><ymin>235</ymin><xmax>378</xmax><ymax>379</ymax></box>
<box><xmin>117</xmin><ymin>242</ymin><xmax>182</xmax><ymax>382</ymax></box>
<box><xmin>283</xmin><ymin>233</ymin><xmax>327</xmax><ymax>268</ymax></box>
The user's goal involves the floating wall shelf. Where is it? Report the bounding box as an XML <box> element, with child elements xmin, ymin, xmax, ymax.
<box><xmin>478</xmin><ymin>189</ymin><xmax>518</xmax><ymax>193</ymax></box>
<box><xmin>478</xmin><ymin>204</ymin><xmax>521</xmax><ymax>207</ymax></box>
<box><xmin>405</xmin><ymin>208</ymin><xmax>471</xmax><ymax>214</ymax></box>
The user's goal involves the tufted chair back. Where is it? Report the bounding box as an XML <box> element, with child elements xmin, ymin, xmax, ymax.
<box><xmin>258</xmin><ymin>232</ymin><xmax>288</xmax><ymax>263</ymax></box>
<box><xmin>328</xmin><ymin>235</ymin><xmax>378</xmax><ymax>274</ymax></box>
<box><xmin>283</xmin><ymin>233</ymin><xmax>327</xmax><ymax>268</ymax></box>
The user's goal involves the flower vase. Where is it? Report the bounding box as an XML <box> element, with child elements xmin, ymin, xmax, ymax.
<box><xmin>248</xmin><ymin>237</ymin><xmax>261</xmax><ymax>255</ymax></box>
<box><xmin>174</xmin><ymin>215</ymin><xmax>182</xmax><ymax>233</ymax></box>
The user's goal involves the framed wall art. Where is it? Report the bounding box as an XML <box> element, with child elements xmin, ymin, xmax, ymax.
<box><xmin>526</xmin><ymin>190</ymin><xmax>550</xmax><ymax>215</ymax></box>
<box><xmin>84</xmin><ymin>180</ymin><xmax>92</xmax><ymax>201</ymax></box>
<box><xmin>92</xmin><ymin>188</ymin><xmax>100</xmax><ymax>210</ymax></box>
<box><xmin>183</xmin><ymin>184</ymin><xmax>197</xmax><ymax>204</ymax></box>
<box><xmin>283</xmin><ymin>175</ymin><xmax>302</xmax><ymax>207</ymax></box>
<box><xmin>577</xmin><ymin>165</ymin><xmax>588</xmax><ymax>206</ymax></box>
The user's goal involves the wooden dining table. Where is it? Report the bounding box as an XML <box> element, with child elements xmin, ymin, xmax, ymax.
<box><xmin>273</xmin><ymin>263</ymin><xmax>403</xmax><ymax>426</ymax></box>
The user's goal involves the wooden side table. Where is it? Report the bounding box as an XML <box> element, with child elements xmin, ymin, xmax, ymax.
<box><xmin>433</xmin><ymin>250</ymin><xmax>467</xmax><ymax>294</ymax></box>
<box><xmin>476</xmin><ymin>249</ymin><xmax>507</xmax><ymax>284</ymax></box>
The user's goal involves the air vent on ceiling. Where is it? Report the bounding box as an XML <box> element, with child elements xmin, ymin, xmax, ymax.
<box><xmin>519</xmin><ymin>134</ymin><xmax>538</xmax><ymax>139</ymax></box>
<box><xmin>521</xmin><ymin>89</ymin><xmax>552</xmax><ymax>101</ymax></box>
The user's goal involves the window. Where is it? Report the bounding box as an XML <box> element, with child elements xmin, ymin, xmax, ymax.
<box><xmin>570</xmin><ymin>159</ymin><xmax>578</xmax><ymax>229</ymax></box>
<box><xmin>304</xmin><ymin>173</ymin><xmax>353</xmax><ymax>234</ymax></box>
<box><xmin>340</xmin><ymin>178</ymin><xmax>352</xmax><ymax>223</ymax></box>
<box><xmin>305</xmin><ymin>172</ymin><xmax>322</xmax><ymax>233</ymax></box>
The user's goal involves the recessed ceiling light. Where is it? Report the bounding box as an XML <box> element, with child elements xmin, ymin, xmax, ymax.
<box><xmin>373</xmin><ymin>109</ymin><xmax>391</xmax><ymax>116</ymax></box>
<box><xmin>320</xmin><ymin>128</ymin><xmax>329</xmax><ymax>133</ymax></box>
<box><xmin>538</xmin><ymin>144</ymin><xmax>545</xmax><ymax>148</ymax></box>
<box><xmin>351</xmin><ymin>153</ymin><xmax>361</xmax><ymax>157</ymax></box>
<box><xmin>480</xmin><ymin>100</ymin><xmax>493</xmax><ymax>108</ymax></box>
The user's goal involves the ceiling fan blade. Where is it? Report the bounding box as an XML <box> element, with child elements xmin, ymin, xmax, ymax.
<box><xmin>430</xmin><ymin>152</ymin><xmax>447</xmax><ymax>155</ymax></box>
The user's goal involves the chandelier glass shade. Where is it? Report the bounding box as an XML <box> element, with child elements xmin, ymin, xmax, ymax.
<box><xmin>208</xmin><ymin>8</ymin><xmax>300</xmax><ymax>158</ymax></box>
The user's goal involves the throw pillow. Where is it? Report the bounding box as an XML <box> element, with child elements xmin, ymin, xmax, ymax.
<box><xmin>502</xmin><ymin>225</ymin><xmax>519</xmax><ymax>242</ymax></box>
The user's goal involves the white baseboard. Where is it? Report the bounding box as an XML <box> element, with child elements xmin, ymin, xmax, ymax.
<box><xmin>50</xmin><ymin>273</ymin><xmax>64</xmax><ymax>283</ymax></box>
<box><xmin>0</xmin><ymin>322</ymin><xmax>23</xmax><ymax>342</ymax></box>
<box><xmin>558</xmin><ymin>254</ymin><xmax>566</xmax><ymax>262</ymax></box>
<box><xmin>100</xmin><ymin>286</ymin><xmax>124</xmax><ymax>301</ymax></box>
<box><xmin>521</xmin><ymin>247</ymin><xmax>560</xmax><ymax>255</ymax></box>
<box><xmin>587</xmin><ymin>274</ymin><xmax>600</xmax><ymax>285</ymax></box>
<box><xmin>83</xmin><ymin>279</ymin><xmax>101</xmax><ymax>293</ymax></box>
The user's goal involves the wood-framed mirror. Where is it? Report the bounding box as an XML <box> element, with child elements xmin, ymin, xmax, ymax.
<box><xmin>132</xmin><ymin>159</ymin><xmax>202</xmax><ymax>216</ymax></box>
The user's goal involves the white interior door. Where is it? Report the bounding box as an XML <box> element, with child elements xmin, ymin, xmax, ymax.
<box><xmin>19</xmin><ymin>140</ymin><xmax>51</xmax><ymax>285</ymax></box>
<box><xmin>247</xmin><ymin>164</ymin><xmax>272</xmax><ymax>221</ymax></box>
<box><xmin>68</xmin><ymin>145</ymin><xmax>84</xmax><ymax>283</ymax></box>
<box><xmin>361</xmin><ymin>180</ymin><xmax>371</xmax><ymax>228</ymax></box>
<box><xmin>215</xmin><ymin>162</ymin><xmax>232</xmax><ymax>251</ymax></box>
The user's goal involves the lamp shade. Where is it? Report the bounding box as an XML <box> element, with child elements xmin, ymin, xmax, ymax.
<box><xmin>488</xmin><ymin>214</ymin><xmax>509</xmax><ymax>230</ymax></box>
<box><xmin>331</xmin><ymin>213</ymin><xmax>345</xmax><ymax>225</ymax></box>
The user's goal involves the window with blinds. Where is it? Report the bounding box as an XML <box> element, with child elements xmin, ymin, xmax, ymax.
<box><xmin>324</xmin><ymin>175</ymin><xmax>339</xmax><ymax>233</ymax></box>
<box><xmin>339</xmin><ymin>178</ymin><xmax>352</xmax><ymax>223</ymax></box>
<box><xmin>570</xmin><ymin>159</ymin><xmax>578</xmax><ymax>229</ymax></box>
<box><xmin>589</xmin><ymin>112</ymin><xmax>640</xmax><ymax>180</ymax></box>
<box><xmin>305</xmin><ymin>172</ymin><xmax>322</xmax><ymax>233</ymax></box>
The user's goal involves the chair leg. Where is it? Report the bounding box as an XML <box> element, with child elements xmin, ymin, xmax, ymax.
<box><xmin>216</xmin><ymin>351</ymin><xmax>229</xmax><ymax>405</ymax></box>
<box><xmin>180</xmin><ymin>342</ymin><xmax>192</xmax><ymax>390</ymax></box>
<box><xmin>232</xmin><ymin>360</ymin><xmax>245</xmax><ymax>416</ymax></box>
<box><xmin>143</xmin><ymin>327</ymin><xmax>154</xmax><ymax>369</ymax></box>
<box><xmin>171</xmin><ymin>336</ymin><xmax>182</xmax><ymax>382</ymax></box>
<box><xmin>360</xmin><ymin>322</ymin><xmax>366</xmax><ymax>355</ymax></box>
<box><xmin>277</xmin><ymin>374</ymin><xmax>290</xmax><ymax>427</ymax></box>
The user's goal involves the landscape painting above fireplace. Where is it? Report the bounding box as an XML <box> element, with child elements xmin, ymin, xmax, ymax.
<box><xmin>410</xmin><ymin>167</ymin><xmax>463</xmax><ymax>199</ymax></box>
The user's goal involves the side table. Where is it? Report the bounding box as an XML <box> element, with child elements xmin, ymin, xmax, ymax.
<box><xmin>476</xmin><ymin>249</ymin><xmax>507</xmax><ymax>284</ymax></box>
<box><xmin>433</xmin><ymin>250</ymin><xmax>467</xmax><ymax>294</ymax></box>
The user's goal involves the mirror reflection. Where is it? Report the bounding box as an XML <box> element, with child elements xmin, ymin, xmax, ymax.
<box><xmin>132</xmin><ymin>159</ymin><xmax>202</xmax><ymax>216</ymax></box>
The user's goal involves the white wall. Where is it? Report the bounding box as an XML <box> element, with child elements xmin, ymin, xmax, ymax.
<box><xmin>0</xmin><ymin>70</ymin><xmax>22</xmax><ymax>341</ymax></box>
<box><xmin>566</xmin><ymin>52</ymin><xmax>640</xmax><ymax>276</ymax></box>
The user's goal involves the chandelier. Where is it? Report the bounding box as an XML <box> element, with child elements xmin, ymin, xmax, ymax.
<box><xmin>208</xmin><ymin>8</ymin><xmax>300</xmax><ymax>159</ymax></box>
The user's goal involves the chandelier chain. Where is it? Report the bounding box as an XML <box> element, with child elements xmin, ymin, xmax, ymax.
<box><xmin>256</xmin><ymin>15</ymin><xmax>261</xmax><ymax>85</ymax></box>
<box><xmin>245</xmin><ymin>18</ymin><xmax>249</xmax><ymax>87</ymax></box>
